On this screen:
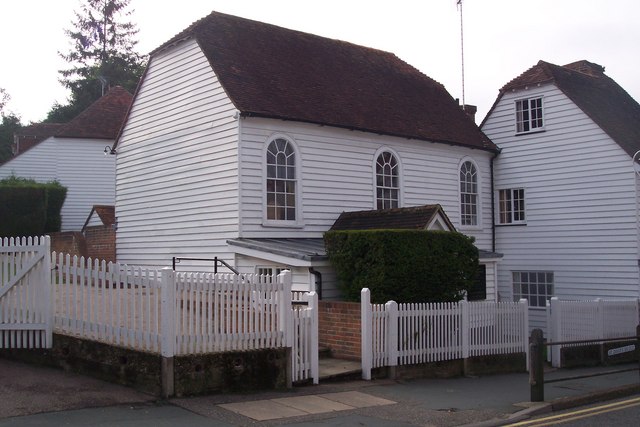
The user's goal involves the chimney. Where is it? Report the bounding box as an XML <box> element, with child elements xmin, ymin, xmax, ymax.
<box><xmin>461</xmin><ymin>104</ymin><xmax>477</xmax><ymax>123</ymax></box>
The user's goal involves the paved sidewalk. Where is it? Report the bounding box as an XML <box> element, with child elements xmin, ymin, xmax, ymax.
<box><xmin>1</xmin><ymin>357</ymin><xmax>638</xmax><ymax>426</ymax></box>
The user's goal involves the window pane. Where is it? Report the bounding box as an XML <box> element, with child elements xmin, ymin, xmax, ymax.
<box><xmin>266</xmin><ymin>138</ymin><xmax>296</xmax><ymax>221</ymax></box>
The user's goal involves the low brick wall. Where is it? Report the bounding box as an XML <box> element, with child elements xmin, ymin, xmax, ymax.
<box><xmin>0</xmin><ymin>334</ymin><xmax>289</xmax><ymax>397</ymax></box>
<box><xmin>84</xmin><ymin>225</ymin><xmax>116</xmax><ymax>263</ymax></box>
<box><xmin>393</xmin><ymin>352</ymin><xmax>526</xmax><ymax>380</ymax></box>
<box><xmin>49</xmin><ymin>231</ymin><xmax>87</xmax><ymax>258</ymax></box>
<box><xmin>318</xmin><ymin>301</ymin><xmax>361</xmax><ymax>360</ymax></box>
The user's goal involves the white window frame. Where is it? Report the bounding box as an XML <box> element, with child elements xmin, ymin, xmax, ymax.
<box><xmin>497</xmin><ymin>188</ymin><xmax>526</xmax><ymax>225</ymax></box>
<box><xmin>255</xmin><ymin>265</ymin><xmax>288</xmax><ymax>277</ymax></box>
<box><xmin>512</xmin><ymin>271</ymin><xmax>554</xmax><ymax>309</ymax></box>
<box><xmin>373</xmin><ymin>147</ymin><xmax>402</xmax><ymax>210</ymax></box>
<box><xmin>262</xmin><ymin>134</ymin><xmax>303</xmax><ymax>227</ymax></box>
<box><xmin>515</xmin><ymin>96</ymin><xmax>544</xmax><ymax>134</ymax></box>
<box><xmin>459</xmin><ymin>158</ymin><xmax>481</xmax><ymax>228</ymax></box>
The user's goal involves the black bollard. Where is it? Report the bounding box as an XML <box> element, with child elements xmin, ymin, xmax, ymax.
<box><xmin>530</xmin><ymin>328</ymin><xmax>544</xmax><ymax>402</ymax></box>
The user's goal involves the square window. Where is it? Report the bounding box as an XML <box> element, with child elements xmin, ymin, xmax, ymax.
<box><xmin>498</xmin><ymin>188</ymin><xmax>525</xmax><ymax>224</ymax></box>
<box><xmin>512</xmin><ymin>271</ymin><xmax>553</xmax><ymax>307</ymax></box>
<box><xmin>516</xmin><ymin>97</ymin><xmax>544</xmax><ymax>134</ymax></box>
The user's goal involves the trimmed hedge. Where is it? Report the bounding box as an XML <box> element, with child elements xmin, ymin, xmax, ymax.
<box><xmin>324</xmin><ymin>230</ymin><xmax>479</xmax><ymax>304</ymax></box>
<box><xmin>0</xmin><ymin>176</ymin><xmax>67</xmax><ymax>237</ymax></box>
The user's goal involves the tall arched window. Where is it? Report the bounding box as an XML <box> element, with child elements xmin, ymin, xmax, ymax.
<box><xmin>376</xmin><ymin>151</ymin><xmax>399</xmax><ymax>209</ymax></box>
<box><xmin>266</xmin><ymin>138</ymin><xmax>296</xmax><ymax>221</ymax></box>
<box><xmin>459</xmin><ymin>160</ymin><xmax>478</xmax><ymax>226</ymax></box>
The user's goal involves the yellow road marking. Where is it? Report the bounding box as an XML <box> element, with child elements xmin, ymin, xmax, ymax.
<box><xmin>506</xmin><ymin>396</ymin><xmax>640</xmax><ymax>426</ymax></box>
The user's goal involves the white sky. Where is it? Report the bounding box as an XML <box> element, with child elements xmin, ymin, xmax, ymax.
<box><xmin>1</xmin><ymin>0</ymin><xmax>639</xmax><ymax>124</ymax></box>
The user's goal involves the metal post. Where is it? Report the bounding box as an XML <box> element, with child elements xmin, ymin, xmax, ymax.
<box><xmin>637</xmin><ymin>324</ymin><xmax>640</xmax><ymax>382</ymax></box>
<box><xmin>530</xmin><ymin>328</ymin><xmax>545</xmax><ymax>402</ymax></box>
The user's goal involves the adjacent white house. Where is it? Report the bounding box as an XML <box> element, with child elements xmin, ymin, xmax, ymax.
<box><xmin>113</xmin><ymin>11</ymin><xmax>501</xmax><ymax>299</ymax></box>
<box><xmin>482</xmin><ymin>60</ymin><xmax>640</xmax><ymax>329</ymax></box>
<box><xmin>0</xmin><ymin>87</ymin><xmax>132</xmax><ymax>231</ymax></box>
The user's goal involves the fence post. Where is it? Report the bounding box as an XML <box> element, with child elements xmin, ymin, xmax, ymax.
<box><xmin>519</xmin><ymin>298</ymin><xmax>529</xmax><ymax>371</ymax></box>
<box><xmin>160</xmin><ymin>267</ymin><xmax>175</xmax><ymax>398</ymax></box>
<box><xmin>278</xmin><ymin>270</ymin><xmax>293</xmax><ymax>388</ymax></box>
<box><xmin>637</xmin><ymin>324</ymin><xmax>640</xmax><ymax>383</ymax></box>
<box><xmin>43</xmin><ymin>236</ymin><xmax>53</xmax><ymax>348</ymax></box>
<box><xmin>596</xmin><ymin>298</ymin><xmax>605</xmax><ymax>364</ymax></box>
<box><xmin>549</xmin><ymin>297</ymin><xmax>561</xmax><ymax>368</ymax></box>
<box><xmin>461</xmin><ymin>300</ymin><xmax>470</xmax><ymax>360</ymax></box>
<box><xmin>307</xmin><ymin>291</ymin><xmax>319</xmax><ymax>385</ymax></box>
<box><xmin>530</xmin><ymin>328</ymin><xmax>545</xmax><ymax>402</ymax></box>
<box><xmin>386</xmin><ymin>300</ymin><xmax>399</xmax><ymax>379</ymax></box>
<box><xmin>361</xmin><ymin>288</ymin><xmax>372</xmax><ymax>380</ymax></box>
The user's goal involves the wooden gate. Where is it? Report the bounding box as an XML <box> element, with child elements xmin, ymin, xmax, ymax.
<box><xmin>0</xmin><ymin>236</ymin><xmax>52</xmax><ymax>348</ymax></box>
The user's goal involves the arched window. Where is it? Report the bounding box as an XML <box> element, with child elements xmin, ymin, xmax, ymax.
<box><xmin>266</xmin><ymin>138</ymin><xmax>296</xmax><ymax>221</ymax></box>
<box><xmin>459</xmin><ymin>160</ymin><xmax>478</xmax><ymax>226</ymax></box>
<box><xmin>376</xmin><ymin>151</ymin><xmax>399</xmax><ymax>209</ymax></box>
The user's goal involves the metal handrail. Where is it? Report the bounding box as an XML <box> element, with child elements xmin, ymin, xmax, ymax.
<box><xmin>529</xmin><ymin>325</ymin><xmax>640</xmax><ymax>402</ymax></box>
<box><xmin>172</xmin><ymin>256</ymin><xmax>239</xmax><ymax>274</ymax></box>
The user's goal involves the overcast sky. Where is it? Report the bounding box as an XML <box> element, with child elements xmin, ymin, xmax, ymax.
<box><xmin>1</xmin><ymin>0</ymin><xmax>639</xmax><ymax>124</ymax></box>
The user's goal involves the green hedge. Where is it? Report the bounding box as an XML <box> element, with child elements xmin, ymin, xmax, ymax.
<box><xmin>0</xmin><ymin>176</ymin><xmax>67</xmax><ymax>237</ymax></box>
<box><xmin>324</xmin><ymin>230</ymin><xmax>479</xmax><ymax>304</ymax></box>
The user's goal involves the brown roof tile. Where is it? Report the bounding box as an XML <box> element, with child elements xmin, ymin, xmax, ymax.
<box><xmin>497</xmin><ymin>60</ymin><xmax>640</xmax><ymax>157</ymax></box>
<box><xmin>153</xmin><ymin>11</ymin><xmax>496</xmax><ymax>152</ymax></box>
<box><xmin>82</xmin><ymin>205</ymin><xmax>115</xmax><ymax>231</ymax></box>
<box><xmin>330</xmin><ymin>204</ymin><xmax>455</xmax><ymax>231</ymax></box>
<box><xmin>56</xmin><ymin>86</ymin><xmax>133</xmax><ymax>140</ymax></box>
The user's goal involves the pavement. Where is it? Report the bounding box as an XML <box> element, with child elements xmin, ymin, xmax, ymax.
<box><xmin>0</xmin><ymin>357</ymin><xmax>638</xmax><ymax>426</ymax></box>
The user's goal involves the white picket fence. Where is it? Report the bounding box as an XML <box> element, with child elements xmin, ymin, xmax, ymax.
<box><xmin>361</xmin><ymin>288</ymin><xmax>529</xmax><ymax>379</ymax></box>
<box><xmin>546</xmin><ymin>297</ymin><xmax>640</xmax><ymax>367</ymax></box>
<box><xmin>291</xmin><ymin>292</ymin><xmax>319</xmax><ymax>383</ymax></box>
<box><xmin>0</xmin><ymin>236</ymin><xmax>52</xmax><ymax>349</ymax></box>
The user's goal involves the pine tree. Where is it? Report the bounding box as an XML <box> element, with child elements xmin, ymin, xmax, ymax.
<box><xmin>46</xmin><ymin>0</ymin><xmax>145</xmax><ymax>122</ymax></box>
<box><xmin>0</xmin><ymin>89</ymin><xmax>21</xmax><ymax>163</ymax></box>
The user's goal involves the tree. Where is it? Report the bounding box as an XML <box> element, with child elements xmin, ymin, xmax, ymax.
<box><xmin>46</xmin><ymin>0</ymin><xmax>145</xmax><ymax>122</ymax></box>
<box><xmin>0</xmin><ymin>88</ymin><xmax>22</xmax><ymax>163</ymax></box>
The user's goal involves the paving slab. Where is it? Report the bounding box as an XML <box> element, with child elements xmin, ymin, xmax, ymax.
<box><xmin>272</xmin><ymin>395</ymin><xmax>354</xmax><ymax>413</ymax></box>
<box><xmin>321</xmin><ymin>391</ymin><xmax>396</xmax><ymax>408</ymax></box>
<box><xmin>219</xmin><ymin>399</ymin><xmax>308</xmax><ymax>421</ymax></box>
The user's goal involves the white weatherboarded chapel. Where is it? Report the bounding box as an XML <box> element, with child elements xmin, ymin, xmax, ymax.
<box><xmin>482</xmin><ymin>60</ymin><xmax>640</xmax><ymax>330</ymax></box>
<box><xmin>0</xmin><ymin>87</ymin><xmax>132</xmax><ymax>231</ymax></box>
<box><xmin>113</xmin><ymin>11</ymin><xmax>502</xmax><ymax>299</ymax></box>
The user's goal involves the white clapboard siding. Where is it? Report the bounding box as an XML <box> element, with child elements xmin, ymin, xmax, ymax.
<box><xmin>0</xmin><ymin>137</ymin><xmax>115</xmax><ymax>231</ymax></box>
<box><xmin>483</xmin><ymin>83</ymin><xmax>640</xmax><ymax>332</ymax></box>
<box><xmin>116</xmin><ymin>38</ymin><xmax>240</xmax><ymax>269</ymax></box>
<box><xmin>238</xmin><ymin>117</ymin><xmax>494</xmax><ymax>250</ymax></box>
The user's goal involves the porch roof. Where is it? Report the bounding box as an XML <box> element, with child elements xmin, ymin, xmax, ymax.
<box><xmin>227</xmin><ymin>237</ymin><xmax>502</xmax><ymax>263</ymax></box>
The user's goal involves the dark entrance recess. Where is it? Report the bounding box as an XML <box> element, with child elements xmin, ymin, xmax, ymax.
<box><xmin>468</xmin><ymin>265</ymin><xmax>487</xmax><ymax>301</ymax></box>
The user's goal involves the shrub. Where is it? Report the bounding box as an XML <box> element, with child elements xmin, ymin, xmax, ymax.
<box><xmin>324</xmin><ymin>229</ymin><xmax>479</xmax><ymax>304</ymax></box>
<box><xmin>0</xmin><ymin>175</ymin><xmax>67</xmax><ymax>237</ymax></box>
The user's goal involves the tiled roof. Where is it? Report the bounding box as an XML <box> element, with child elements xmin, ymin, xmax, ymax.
<box><xmin>330</xmin><ymin>204</ymin><xmax>454</xmax><ymax>231</ymax></box>
<box><xmin>56</xmin><ymin>86</ymin><xmax>133</xmax><ymax>140</ymax></box>
<box><xmin>499</xmin><ymin>60</ymin><xmax>640</xmax><ymax>158</ymax></box>
<box><xmin>15</xmin><ymin>123</ymin><xmax>65</xmax><ymax>140</ymax></box>
<box><xmin>153</xmin><ymin>11</ymin><xmax>496</xmax><ymax>152</ymax></box>
<box><xmin>82</xmin><ymin>205</ymin><xmax>115</xmax><ymax>231</ymax></box>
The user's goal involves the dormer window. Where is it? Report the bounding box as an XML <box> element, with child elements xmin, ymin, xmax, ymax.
<box><xmin>516</xmin><ymin>97</ymin><xmax>544</xmax><ymax>133</ymax></box>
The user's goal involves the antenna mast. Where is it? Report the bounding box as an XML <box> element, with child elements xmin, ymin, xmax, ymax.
<box><xmin>457</xmin><ymin>0</ymin><xmax>466</xmax><ymax>107</ymax></box>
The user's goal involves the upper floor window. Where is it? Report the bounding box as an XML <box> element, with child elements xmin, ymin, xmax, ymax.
<box><xmin>459</xmin><ymin>161</ymin><xmax>478</xmax><ymax>226</ymax></box>
<box><xmin>376</xmin><ymin>151</ymin><xmax>399</xmax><ymax>209</ymax></box>
<box><xmin>498</xmin><ymin>188</ymin><xmax>525</xmax><ymax>224</ymax></box>
<box><xmin>516</xmin><ymin>97</ymin><xmax>544</xmax><ymax>133</ymax></box>
<box><xmin>266</xmin><ymin>138</ymin><xmax>296</xmax><ymax>221</ymax></box>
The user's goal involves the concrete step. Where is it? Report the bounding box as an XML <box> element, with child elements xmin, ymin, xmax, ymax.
<box><xmin>318</xmin><ymin>358</ymin><xmax>362</xmax><ymax>382</ymax></box>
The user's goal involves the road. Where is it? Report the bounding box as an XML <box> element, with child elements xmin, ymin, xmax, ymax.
<box><xmin>505</xmin><ymin>396</ymin><xmax>640</xmax><ymax>426</ymax></box>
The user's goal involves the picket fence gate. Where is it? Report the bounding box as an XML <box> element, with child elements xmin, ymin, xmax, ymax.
<box><xmin>546</xmin><ymin>297</ymin><xmax>640</xmax><ymax>367</ymax></box>
<box><xmin>1</xmin><ymin>237</ymin><xmax>319</xmax><ymax>384</ymax></box>
<box><xmin>361</xmin><ymin>288</ymin><xmax>529</xmax><ymax>379</ymax></box>
<box><xmin>0</xmin><ymin>236</ymin><xmax>52</xmax><ymax>349</ymax></box>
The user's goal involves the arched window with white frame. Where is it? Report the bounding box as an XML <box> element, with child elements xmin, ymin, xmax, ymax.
<box><xmin>376</xmin><ymin>150</ymin><xmax>399</xmax><ymax>209</ymax></box>
<box><xmin>459</xmin><ymin>160</ymin><xmax>479</xmax><ymax>226</ymax></box>
<box><xmin>266</xmin><ymin>137</ymin><xmax>297</xmax><ymax>221</ymax></box>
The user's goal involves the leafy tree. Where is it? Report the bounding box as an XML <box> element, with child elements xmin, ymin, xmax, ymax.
<box><xmin>46</xmin><ymin>0</ymin><xmax>145</xmax><ymax>122</ymax></box>
<box><xmin>0</xmin><ymin>89</ymin><xmax>22</xmax><ymax>164</ymax></box>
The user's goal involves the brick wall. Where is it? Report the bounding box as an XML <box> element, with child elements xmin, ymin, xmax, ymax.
<box><xmin>84</xmin><ymin>225</ymin><xmax>116</xmax><ymax>263</ymax></box>
<box><xmin>318</xmin><ymin>300</ymin><xmax>361</xmax><ymax>360</ymax></box>
<box><xmin>49</xmin><ymin>231</ymin><xmax>87</xmax><ymax>258</ymax></box>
